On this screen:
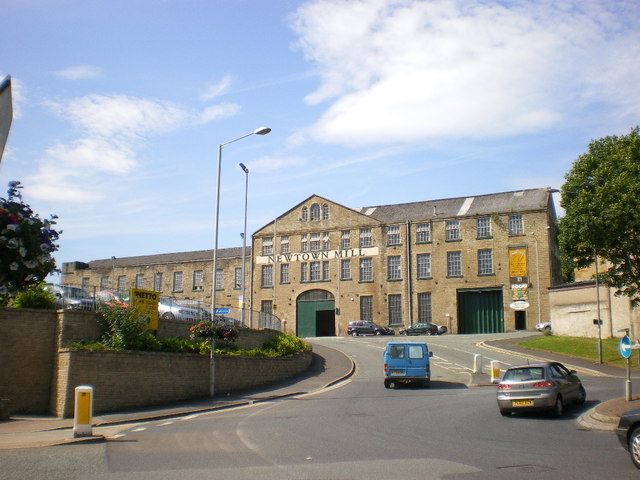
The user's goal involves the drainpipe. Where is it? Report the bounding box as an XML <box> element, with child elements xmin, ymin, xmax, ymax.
<box><xmin>405</xmin><ymin>221</ymin><xmax>413</xmax><ymax>326</ymax></box>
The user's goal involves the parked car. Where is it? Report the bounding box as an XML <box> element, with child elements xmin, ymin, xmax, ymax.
<box><xmin>496</xmin><ymin>362</ymin><xmax>586</xmax><ymax>417</ymax></box>
<box><xmin>347</xmin><ymin>320</ymin><xmax>394</xmax><ymax>336</ymax></box>
<box><xmin>158</xmin><ymin>297</ymin><xmax>210</xmax><ymax>321</ymax></box>
<box><xmin>45</xmin><ymin>284</ymin><xmax>94</xmax><ymax>310</ymax></box>
<box><xmin>398</xmin><ymin>322</ymin><xmax>439</xmax><ymax>336</ymax></box>
<box><xmin>616</xmin><ymin>408</ymin><xmax>640</xmax><ymax>469</ymax></box>
<box><xmin>95</xmin><ymin>290</ymin><xmax>129</xmax><ymax>308</ymax></box>
<box><xmin>383</xmin><ymin>341</ymin><xmax>433</xmax><ymax>388</ymax></box>
<box><xmin>436</xmin><ymin>324</ymin><xmax>448</xmax><ymax>335</ymax></box>
<box><xmin>536</xmin><ymin>321</ymin><xmax>552</xmax><ymax>331</ymax></box>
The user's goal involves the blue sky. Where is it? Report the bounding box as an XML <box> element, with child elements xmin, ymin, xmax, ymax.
<box><xmin>1</xmin><ymin>0</ymin><xmax>638</xmax><ymax>279</ymax></box>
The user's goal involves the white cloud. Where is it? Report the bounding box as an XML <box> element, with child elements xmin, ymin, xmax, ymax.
<box><xmin>53</xmin><ymin>65</ymin><xmax>102</xmax><ymax>80</ymax></box>
<box><xmin>45</xmin><ymin>137</ymin><xmax>136</xmax><ymax>173</ymax></box>
<box><xmin>198</xmin><ymin>102</ymin><xmax>240</xmax><ymax>124</ymax></box>
<box><xmin>291</xmin><ymin>0</ymin><xmax>640</xmax><ymax>144</ymax></box>
<box><xmin>246</xmin><ymin>155</ymin><xmax>306</xmax><ymax>172</ymax></box>
<box><xmin>200</xmin><ymin>75</ymin><xmax>233</xmax><ymax>101</ymax></box>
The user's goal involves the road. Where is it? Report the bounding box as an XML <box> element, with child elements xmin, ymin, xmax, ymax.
<box><xmin>1</xmin><ymin>332</ymin><xmax>638</xmax><ymax>479</ymax></box>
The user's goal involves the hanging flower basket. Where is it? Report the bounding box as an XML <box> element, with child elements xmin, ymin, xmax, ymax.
<box><xmin>189</xmin><ymin>321</ymin><xmax>238</xmax><ymax>342</ymax></box>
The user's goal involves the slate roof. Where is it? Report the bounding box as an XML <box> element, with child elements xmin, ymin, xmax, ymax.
<box><xmin>87</xmin><ymin>247</ymin><xmax>251</xmax><ymax>269</ymax></box>
<box><xmin>355</xmin><ymin>188</ymin><xmax>553</xmax><ymax>224</ymax></box>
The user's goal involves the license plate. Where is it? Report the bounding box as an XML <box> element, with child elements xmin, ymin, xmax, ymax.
<box><xmin>512</xmin><ymin>400</ymin><xmax>534</xmax><ymax>407</ymax></box>
<box><xmin>391</xmin><ymin>370</ymin><xmax>404</xmax><ymax>375</ymax></box>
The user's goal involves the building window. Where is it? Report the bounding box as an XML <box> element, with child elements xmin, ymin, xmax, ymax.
<box><xmin>322</xmin><ymin>203</ymin><xmax>329</xmax><ymax>220</ymax></box>
<box><xmin>262</xmin><ymin>237</ymin><xmax>273</xmax><ymax>255</ymax></box>
<box><xmin>301</xmin><ymin>234</ymin><xmax>308</xmax><ymax>252</ymax></box>
<box><xmin>341</xmin><ymin>230</ymin><xmax>350</xmax><ymax>249</ymax></box>
<box><xmin>260</xmin><ymin>300</ymin><xmax>273</xmax><ymax>329</ymax></box>
<box><xmin>447</xmin><ymin>251</ymin><xmax>462</xmax><ymax>277</ymax></box>
<box><xmin>359</xmin><ymin>228</ymin><xmax>372</xmax><ymax>247</ymax></box>
<box><xmin>478</xmin><ymin>249</ymin><xmax>493</xmax><ymax>275</ymax></box>
<box><xmin>322</xmin><ymin>261</ymin><xmax>330</xmax><ymax>281</ymax></box>
<box><xmin>100</xmin><ymin>276</ymin><xmax>109</xmax><ymax>290</ymax></box>
<box><xmin>310</xmin><ymin>232</ymin><xmax>321</xmax><ymax>251</ymax></box>
<box><xmin>172</xmin><ymin>272</ymin><xmax>182</xmax><ymax>292</ymax></box>
<box><xmin>135</xmin><ymin>273</ymin><xmax>144</xmax><ymax>289</ymax></box>
<box><xmin>322</xmin><ymin>232</ymin><xmax>330</xmax><ymax>250</ymax></box>
<box><xmin>476</xmin><ymin>216</ymin><xmax>492</xmax><ymax>239</ymax></box>
<box><xmin>360</xmin><ymin>296</ymin><xmax>373</xmax><ymax>322</ymax></box>
<box><xmin>301</xmin><ymin>206</ymin><xmax>308</xmax><ymax>222</ymax></box>
<box><xmin>340</xmin><ymin>259</ymin><xmax>351</xmax><ymax>280</ymax></box>
<box><xmin>508</xmin><ymin>214</ymin><xmax>524</xmax><ymax>235</ymax></box>
<box><xmin>388</xmin><ymin>294</ymin><xmax>402</xmax><ymax>325</ymax></box>
<box><xmin>310</xmin><ymin>203</ymin><xmax>320</xmax><ymax>221</ymax></box>
<box><xmin>360</xmin><ymin>258</ymin><xmax>373</xmax><ymax>282</ymax></box>
<box><xmin>234</xmin><ymin>267</ymin><xmax>242</xmax><ymax>289</ymax></box>
<box><xmin>310</xmin><ymin>261</ymin><xmax>321</xmax><ymax>281</ymax></box>
<box><xmin>191</xmin><ymin>270</ymin><xmax>203</xmax><ymax>291</ymax></box>
<box><xmin>301</xmin><ymin>263</ymin><xmax>308</xmax><ymax>282</ymax></box>
<box><xmin>280</xmin><ymin>263</ymin><xmax>290</xmax><ymax>284</ymax></box>
<box><xmin>117</xmin><ymin>275</ymin><xmax>127</xmax><ymax>293</ymax></box>
<box><xmin>81</xmin><ymin>277</ymin><xmax>90</xmax><ymax>290</ymax></box>
<box><xmin>215</xmin><ymin>269</ymin><xmax>223</xmax><ymax>290</ymax></box>
<box><xmin>387</xmin><ymin>255</ymin><xmax>401</xmax><ymax>280</ymax></box>
<box><xmin>417</xmin><ymin>292</ymin><xmax>432</xmax><ymax>323</ymax></box>
<box><xmin>280</xmin><ymin>236</ymin><xmax>290</xmax><ymax>254</ymax></box>
<box><xmin>446</xmin><ymin>220</ymin><xmax>460</xmax><ymax>241</ymax></box>
<box><xmin>153</xmin><ymin>273</ymin><xmax>162</xmax><ymax>292</ymax></box>
<box><xmin>416</xmin><ymin>223</ymin><xmax>431</xmax><ymax>243</ymax></box>
<box><xmin>387</xmin><ymin>225</ymin><xmax>401</xmax><ymax>245</ymax></box>
<box><xmin>417</xmin><ymin>253</ymin><xmax>431</xmax><ymax>279</ymax></box>
<box><xmin>261</xmin><ymin>265</ymin><xmax>273</xmax><ymax>287</ymax></box>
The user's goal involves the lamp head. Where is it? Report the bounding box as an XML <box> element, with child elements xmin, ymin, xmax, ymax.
<box><xmin>253</xmin><ymin>126</ymin><xmax>271</xmax><ymax>136</ymax></box>
<box><xmin>239</xmin><ymin>162</ymin><xmax>248</xmax><ymax>173</ymax></box>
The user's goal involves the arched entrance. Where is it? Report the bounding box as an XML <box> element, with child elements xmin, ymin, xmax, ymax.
<box><xmin>296</xmin><ymin>289</ymin><xmax>335</xmax><ymax>338</ymax></box>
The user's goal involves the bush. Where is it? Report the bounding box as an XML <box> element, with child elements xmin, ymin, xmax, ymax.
<box><xmin>263</xmin><ymin>333</ymin><xmax>311</xmax><ymax>356</ymax></box>
<box><xmin>10</xmin><ymin>282</ymin><xmax>56</xmax><ymax>309</ymax></box>
<box><xmin>97</xmin><ymin>303</ymin><xmax>159</xmax><ymax>351</ymax></box>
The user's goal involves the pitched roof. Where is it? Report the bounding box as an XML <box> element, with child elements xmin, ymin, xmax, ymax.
<box><xmin>87</xmin><ymin>247</ymin><xmax>251</xmax><ymax>269</ymax></box>
<box><xmin>355</xmin><ymin>188</ymin><xmax>552</xmax><ymax>223</ymax></box>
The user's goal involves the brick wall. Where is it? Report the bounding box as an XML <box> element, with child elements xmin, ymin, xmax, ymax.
<box><xmin>0</xmin><ymin>308</ymin><xmax>57</xmax><ymax>413</ymax></box>
<box><xmin>56</xmin><ymin>349</ymin><xmax>312</xmax><ymax>417</ymax></box>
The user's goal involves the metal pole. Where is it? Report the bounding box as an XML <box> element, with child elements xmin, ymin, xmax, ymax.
<box><xmin>595</xmin><ymin>249</ymin><xmax>603</xmax><ymax>364</ymax></box>
<box><xmin>211</xmin><ymin>143</ymin><xmax>223</xmax><ymax>318</ymax></box>
<box><xmin>627</xmin><ymin>356</ymin><xmax>632</xmax><ymax>401</ymax></box>
<box><xmin>240</xmin><ymin>163</ymin><xmax>249</xmax><ymax>327</ymax></box>
<box><xmin>533</xmin><ymin>234</ymin><xmax>541</xmax><ymax>326</ymax></box>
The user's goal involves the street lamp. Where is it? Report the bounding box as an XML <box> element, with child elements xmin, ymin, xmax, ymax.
<box><xmin>529</xmin><ymin>232</ymin><xmax>541</xmax><ymax>327</ymax></box>
<box><xmin>239</xmin><ymin>162</ymin><xmax>249</xmax><ymax>328</ymax></box>
<box><xmin>209</xmin><ymin>127</ymin><xmax>270</xmax><ymax>399</ymax></box>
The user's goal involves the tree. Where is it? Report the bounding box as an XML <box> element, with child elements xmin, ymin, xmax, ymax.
<box><xmin>559</xmin><ymin>127</ymin><xmax>640</xmax><ymax>305</ymax></box>
<box><xmin>0</xmin><ymin>181</ymin><xmax>60</xmax><ymax>304</ymax></box>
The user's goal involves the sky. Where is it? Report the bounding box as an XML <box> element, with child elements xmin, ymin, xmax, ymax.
<box><xmin>1</xmin><ymin>0</ymin><xmax>639</xmax><ymax>280</ymax></box>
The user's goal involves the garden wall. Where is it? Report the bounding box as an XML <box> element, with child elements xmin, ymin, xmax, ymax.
<box><xmin>55</xmin><ymin>349</ymin><xmax>312</xmax><ymax>417</ymax></box>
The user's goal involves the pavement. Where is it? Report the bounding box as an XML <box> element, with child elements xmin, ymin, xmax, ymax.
<box><xmin>0</xmin><ymin>336</ymin><xmax>637</xmax><ymax>449</ymax></box>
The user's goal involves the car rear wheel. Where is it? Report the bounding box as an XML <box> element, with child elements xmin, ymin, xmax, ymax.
<box><xmin>375</xmin><ymin>330</ymin><xmax>382</xmax><ymax>335</ymax></box>
<box><xmin>161</xmin><ymin>312</ymin><xmax>175</xmax><ymax>320</ymax></box>
<box><xmin>554</xmin><ymin>395</ymin><xmax>564</xmax><ymax>417</ymax></box>
<box><xmin>577</xmin><ymin>386</ymin><xmax>586</xmax><ymax>405</ymax></box>
<box><xmin>351</xmin><ymin>331</ymin><xmax>358</xmax><ymax>337</ymax></box>
<box><xmin>629</xmin><ymin>427</ymin><xmax>640</xmax><ymax>469</ymax></box>
<box><xmin>384</xmin><ymin>379</ymin><xmax>394</xmax><ymax>389</ymax></box>
<box><xmin>425</xmin><ymin>331</ymin><xmax>432</xmax><ymax>336</ymax></box>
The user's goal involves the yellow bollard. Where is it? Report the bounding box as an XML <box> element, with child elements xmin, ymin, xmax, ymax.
<box><xmin>472</xmin><ymin>354</ymin><xmax>482</xmax><ymax>374</ymax></box>
<box><xmin>73</xmin><ymin>385</ymin><xmax>93</xmax><ymax>437</ymax></box>
<box><xmin>490</xmin><ymin>361</ymin><xmax>501</xmax><ymax>384</ymax></box>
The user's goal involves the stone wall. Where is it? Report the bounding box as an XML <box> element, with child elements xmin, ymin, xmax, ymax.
<box><xmin>0</xmin><ymin>308</ymin><xmax>57</xmax><ymax>413</ymax></box>
<box><xmin>55</xmin><ymin>349</ymin><xmax>312</xmax><ymax>417</ymax></box>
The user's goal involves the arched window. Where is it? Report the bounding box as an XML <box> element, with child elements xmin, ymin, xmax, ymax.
<box><xmin>310</xmin><ymin>203</ymin><xmax>320</xmax><ymax>221</ymax></box>
<box><xmin>301</xmin><ymin>206</ymin><xmax>308</xmax><ymax>221</ymax></box>
<box><xmin>322</xmin><ymin>203</ymin><xmax>329</xmax><ymax>220</ymax></box>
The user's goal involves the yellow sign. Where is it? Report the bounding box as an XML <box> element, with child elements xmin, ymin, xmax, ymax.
<box><xmin>509</xmin><ymin>247</ymin><xmax>528</xmax><ymax>278</ymax></box>
<box><xmin>130</xmin><ymin>288</ymin><xmax>160</xmax><ymax>330</ymax></box>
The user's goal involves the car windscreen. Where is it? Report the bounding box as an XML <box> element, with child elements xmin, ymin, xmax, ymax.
<box><xmin>502</xmin><ymin>367</ymin><xmax>544</xmax><ymax>382</ymax></box>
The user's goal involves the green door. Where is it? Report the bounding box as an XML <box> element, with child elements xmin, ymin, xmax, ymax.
<box><xmin>296</xmin><ymin>290</ymin><xmax>335</xmax><ymax>338</ymax></box>
<box><xmin>457</xmin><ymin>289</ymin><xmax>504</xmax><ymax>334</ymax></box>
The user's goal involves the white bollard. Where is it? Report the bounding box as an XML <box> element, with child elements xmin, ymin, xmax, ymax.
<box><xmin>73</xmin><ymin>385</ymin><xmax>93</xmax><ymax>437</ymax></box>
<box><xmin>472</xmin><ymin>354</ymin><xmax>482</xmax><ymax>374</ymax></box>
<box><xmin>490</xmin><ymin>361</ymin><xmax>501</xmax><ymax>384</ymax></box>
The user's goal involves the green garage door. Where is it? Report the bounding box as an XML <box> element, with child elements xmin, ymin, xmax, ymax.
<box><xmin>457</xmin><ymin>289</ymin><xmax>504</xmax><ymax>334</ymax></box>
<box><xmin>296</xmin><ymin>290</ymin><xmax>335</xmax><ymax>338</ymax></box>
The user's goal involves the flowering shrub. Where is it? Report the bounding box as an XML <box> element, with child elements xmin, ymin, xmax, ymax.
<box><xmin>0</xmin><ymin>181</ymin><xmax>60</xmax><ymax>304</ymax></box>
<box><xmin>189</xmin><ymin>320</ymin><xmax>238</xmax><ymax>342</ymax></box>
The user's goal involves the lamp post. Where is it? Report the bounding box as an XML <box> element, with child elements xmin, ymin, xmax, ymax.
<box><xmin>529</xmin><ymin>232</ymin><xmax>541</xmax><ymax>327</ymax></box>
<box><xmin>209</xmin><ymin>127</ymin><xmax>270</xmax><ymax>400</ymax></box>
<box><xmin>239</xmin><ymin>162</ymin><xmax>249</xmax><ymax>328</ymax></box>
<box><xmin>595</xmin><ymin>248</ymin><xmax>603</xmax><ymax>364</ymax></box>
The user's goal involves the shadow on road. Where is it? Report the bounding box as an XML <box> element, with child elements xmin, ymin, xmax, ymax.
<box><xmin>389</xmin><ymin>380</ymin><xmax>468</xmax><ymax>390</ymax></box>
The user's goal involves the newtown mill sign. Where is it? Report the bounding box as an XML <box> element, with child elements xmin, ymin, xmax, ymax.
<box><xmin>256</xmin><ymin>247</ymin><xmax>379</xmax><ymax>264</ymax></box>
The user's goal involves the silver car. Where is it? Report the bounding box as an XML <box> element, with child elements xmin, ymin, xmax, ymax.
<box><xmin>158</xmin><ymin>297</ymin><xmax>211</xmax><ymax>321</ymax></box>
<box><xmin>496</xmin><ymin>362</ymin><xmax>586</xmax><ymax>417</ymax></box>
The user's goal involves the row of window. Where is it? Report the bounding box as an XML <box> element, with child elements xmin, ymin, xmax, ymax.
<box><xmin>94</xmin><ymin>267</ymin><xmax>247</xmax><ymax>294</ymax></box>
<box><xmin>261</xmin><ymin>214</ymin><xmax>525</xmax><ymax>254</ymax></box>
<box><xmin>300</xmin><ymin>203</ymin><xmax>330</xmax><ymax>222</ymax></box>
<box><xmin>358</xmin><ymin>292</ymin><xmax>432</xmax><ymax>326</ymax></box>
<box><xmin>259</xmin><ymin>249</ymin><xmax>495</xmax><ymax>287</ymax></box>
